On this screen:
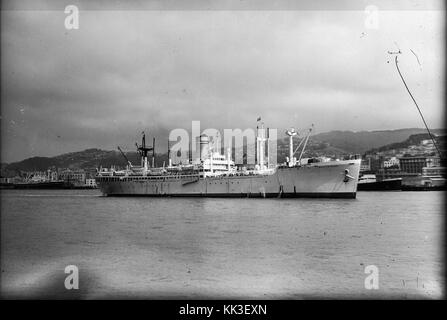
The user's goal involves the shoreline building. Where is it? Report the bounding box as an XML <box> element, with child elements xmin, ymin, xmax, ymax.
<box><xmin>58</xmin><ymin>169</ymin><xmax>86</xmax><ymax>187</ymax></box>
<box><xmin>398</xmin><ymin>156</ymin><xmax>429</xmax><ymax>175</ymax></box>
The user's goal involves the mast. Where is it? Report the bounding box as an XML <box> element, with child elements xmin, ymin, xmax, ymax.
<box><xmin>136</xmin><ymin>131</ymin><xmax>153</xmax><ymax>173</ymax></box>
<box><xmin>255</xmin><ymin>124</ymin><xmax>258</xmax><ymax>166</ymax></box>
<box><xmin>152</xmin><ymin>137</ymin><xmax>156</xmax><ymax>168</ymax></box>
<box><xmin>258</xmin><ymin>122</ymin><xmax>265</xmax><ymax>170</ymax></box>
<box><xmin>286</xmin><ymin>128</ymin><xmax>298</xmax><ymax>166</ymax></box>
<box><xmin>168</xmin><ymin>138</ymin><xmax>172</xmax><ymax>167</ymax></box>
<box><xmin>209</xmin><ymin>145</ymin><xmax>213</xmax><ymax>173</ymax></box>
<box><xmin>266</xmin><ymin>128</ymin><xmax>270</xmax><ymax>168</ymax></box>
<box><xmin>189</xmin><ymin>139</ymin><xmax>192</xmax><ymax>164</ymax></box>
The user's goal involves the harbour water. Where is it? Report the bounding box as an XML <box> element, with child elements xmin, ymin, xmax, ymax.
<box><xmin>0</xmin><ymin>189</ymin><xmax>444</xmax><ymax>299</ymax></box>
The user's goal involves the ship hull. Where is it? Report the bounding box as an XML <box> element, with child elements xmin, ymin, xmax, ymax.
<box><xmin>105</xmin><ymin>192</ymin><xmax>357</xmax><ymax>198</ymax></box>
<box><xmin>12</xmin><ymin>181</ymin><xmax>66</xmax><ymax>189</ymax></box>
<box><xmin>96</xmin><ymin>160</ymin><xmax>360</xmax><ymax>199</ymax></box>
<box><xmin>357</xmin><ymin>178</ymin><xmax>402</xmax><ymax>191</ymax></box>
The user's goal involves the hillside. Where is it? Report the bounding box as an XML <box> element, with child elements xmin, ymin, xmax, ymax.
<box><xmin>364</xmin><ymin>133</ymin><xmax>445</xmax><ymax>155</ymax></box>
<box><xmin>0</xmin><ymin>148</ymin><xmax>171</xmax><ymax>177</ymax></box>
<box><xmin>311</xmin><ymin>128</ymin><xmax>445</xmax><ymax>154</ymax></box>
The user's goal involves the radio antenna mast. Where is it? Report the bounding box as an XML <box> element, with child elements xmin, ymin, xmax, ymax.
<box><xmin>392</xmin><ymin>53</ymin><xmax>442</xmax><ymax>157</ymax></box>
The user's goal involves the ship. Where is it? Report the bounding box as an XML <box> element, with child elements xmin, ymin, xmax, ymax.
<box><xmin>357</xmin><ymin>174</ymin><xmax>402</xmax><ymax>191</ymax></box>
<box><xmin>96</xmin><ymin>121</ymin><xmax>361</xmax><ymax>198</ymax></box>
<box><xmin>12</xmin><ymin>181</ymin><xmax>66</xmax><ymax>189</ymax></box>
<box><xmin>11</xmin><ymin>171</ymin><xmax>66</xmax><ymax>189</ymax></box>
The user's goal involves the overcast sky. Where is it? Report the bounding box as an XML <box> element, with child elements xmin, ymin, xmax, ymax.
<box><xmin>1</xmin><ymin>1</ymin><xmax>444</xmax><ymax>162</ymax></box>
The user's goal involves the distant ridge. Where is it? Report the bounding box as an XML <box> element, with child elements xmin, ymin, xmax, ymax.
<box><xmin>364</xmin><ymin>132</ymin><xmax>445</xmax><ymax>155</ymax></box>
<box><xmin>311</xmin><ymin>128</ymin><xmax>445</xmax><ymax>154</ymax></box>
<box><xmin>1</xmin><ymin>128</ymin><xmax>445</xmax><ymax>177</ymax></box>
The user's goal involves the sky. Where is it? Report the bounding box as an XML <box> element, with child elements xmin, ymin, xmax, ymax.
<box><xmin>1</xmin><ymin>0</ymin><xmax>445</xmax><ymax>162</ymax></box>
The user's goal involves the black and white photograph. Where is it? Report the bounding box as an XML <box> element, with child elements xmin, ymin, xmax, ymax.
<box><xmin>0</xmin><ymin>0</ymin><xmax>445</xmax><ymax>306</ymax></box>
